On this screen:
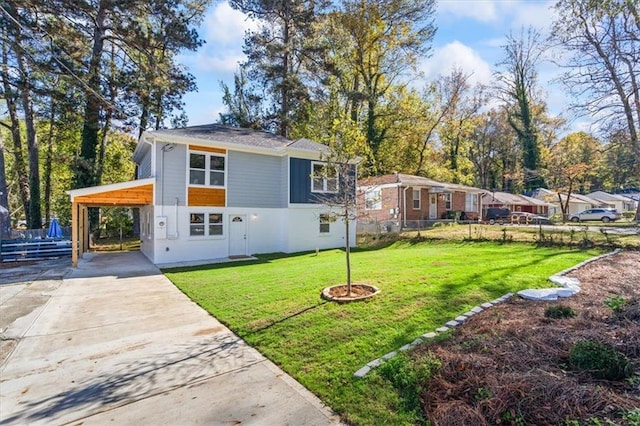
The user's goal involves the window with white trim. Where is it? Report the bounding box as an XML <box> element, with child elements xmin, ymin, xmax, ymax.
<box><xmin>444</xmin><ymin>193</ymin><xmax>452</xmax><ymax>210</ymax></box>
<box><xmin>319</xmin><ymin>213</ymin><xmax>331</xmax><ymax>234</ymax></box>
<box><xmin>189</xmin><ymin>152</ymin><xmax>225</xmax><ymax>186</ymax></box>
<box><xmin>465</xmin><ymin>193</ymin><xmax>478</xmax><ymax>211</ymax></box>
<box><xmin>190</xmin><ymin>212</ymin><xmax>224</xmax><ymax>237</ymax></box>
<box><xmin>412</xmin><ymin>189</ymin><xmax>421</xmax><ymax>209</ymax></box>
<box><xmin>311</xmin><ymin>162</ymin><xmax>338</xmax><ymax>193</ymax></box>
<box><xmin>365</xmin><ymin>189</ymin><xmax>382</xmax><ymax>210</ymax></box>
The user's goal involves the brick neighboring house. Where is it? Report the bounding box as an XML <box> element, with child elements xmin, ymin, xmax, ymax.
<box><xmin>482</xmin><ymin>191</ymin><xmax>552</xmax><ymax>216</ymax></box>
<box><xmin>357</xmin><ymin>173</ymin><xmax>485</xmax><ymax>226</ymax></box>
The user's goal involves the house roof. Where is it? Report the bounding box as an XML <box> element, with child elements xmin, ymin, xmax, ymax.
<box><xmin>533</xmin><ymin>188</ymin><xmax>604</xmax><ymax>205</ymax></box>
<box><xmin>358</xmin><ymin>173</ymin><xmax>485</xmax><ymax>194</ymax></box>
<box><xmin>139</xmin><ymin>124</ymin><xmax>328</xmax><ymax>157</ymax></box>
<box><xmin>587</xmin><ymin>191</ymin><xmax>634</xmax><ymax>203</ymax></box>
<box><xmin>483</xmin><ymin>191</ymin><xmax>551</xmax><ymax>207</ymax></box>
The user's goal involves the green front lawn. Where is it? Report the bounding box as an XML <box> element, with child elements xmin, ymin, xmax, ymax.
<box><xmin>164</xmin><ymin>241</ymin><xmax>600</xmax><ymax>425</ymax></box>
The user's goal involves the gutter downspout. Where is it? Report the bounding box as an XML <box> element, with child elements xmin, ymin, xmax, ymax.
<box><xmin>402</xmin><ymin>186</ymin><xmax>409</xmax><ymax>229</ymax></box>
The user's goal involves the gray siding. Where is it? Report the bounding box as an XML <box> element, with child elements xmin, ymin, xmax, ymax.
<box><xmin>137</xmin><ymin>149</ymin><xmax>153</xmax><ymax>179</ymax></box>
<box><xmin>280</xmin><ymin>156</ymin><xmax>288</xmax><ymax>206</ymax></box>
<box><xmin>156</xmin><ymin>143</ymin><xmax>186</xmax><ymax>206</ymax></box>
<box><xmin>227</xmin><ymin>151</ymin><xmax>285</xmax><ymax>208</ymax></box>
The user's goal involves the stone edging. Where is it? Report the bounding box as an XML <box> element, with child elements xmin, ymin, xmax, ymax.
<box><xmin>353</xmin><ymin>292</ymin><xmax>514</xmax><ymax>378</ymax></box>
<box><xmin>353</xmin><ymin>249</ymin><xmax>621</xmax><ymax>378</ymax></box>
<box><xmin>518</xmin><ymin>249</ymin><xmax>621</xmax><ymax>301</ymax></box>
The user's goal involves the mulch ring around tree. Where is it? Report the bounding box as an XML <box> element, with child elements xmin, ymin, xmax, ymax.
<box><xmin>321</xmin><ymin>283</ymin><xmax>380</xmax><ymax>303</ymax></box>
<box><xmin>413</xmin><ymin>251</ymin><xmax>640</xmax><ymax>426</ymax></box>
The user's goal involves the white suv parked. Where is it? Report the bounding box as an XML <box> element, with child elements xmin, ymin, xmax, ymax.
<box><xmin>568</xmin><ymin>208</ymin><xmax>621</xmax><ymax>223</ymax></box>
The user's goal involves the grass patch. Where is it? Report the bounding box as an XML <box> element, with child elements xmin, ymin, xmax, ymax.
<box><xmin>164</xmin><ymin>241</ymin><xmax>600</xmax><ymax>425</ymax></box>
<box><xmin>385</xmin><ymin>223</ymin><xmax>640</xmax><ymax>249</ymax></box>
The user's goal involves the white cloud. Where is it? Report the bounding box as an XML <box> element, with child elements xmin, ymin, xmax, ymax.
<box><xmin>510</xmin><ymin>1</ymin><xmax>556</xmax><ymax>31</ymax></box>
<box><xmin>437</xmin><ymin>0</ymin><xmax>500</xmax><ymax>22</ymax></box>
<box><xmin>203</xmin><ymin>2</ymin><xmax>259</xmax><ymax>44</ymax></box>
<box><xmin>420</xmin><ymin>41</ymin><xmax>493</xmax><ymax>86</ymax></box>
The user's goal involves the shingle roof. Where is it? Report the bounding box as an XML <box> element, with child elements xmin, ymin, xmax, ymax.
<box><xmin>483</xmin><ymin>191</ymin><xmax>551</xmax><ymax>206</ymax></box>
<box><xmin>587</xmin><ymin>191</ymin><xmax>634</xmax><ymax>202</ymax></box>
<box><xmin>358</xmin><ymin>173</ymin><xmax>485</xmax><ymax>193</ymax></box>
<box><xmin>149</xmin><ymin>124</ymin><xmax>327</xmax><ymax>153</ymax></box>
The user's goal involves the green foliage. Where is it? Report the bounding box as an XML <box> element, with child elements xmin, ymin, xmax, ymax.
<box><xmin>604</xmin><ymin>296</ymin><xmax>626</xmax><ymax>314</ymax></box>
<box><xmin>545</xmin><ymin>304</ymin><xmax>576</xmax><ymax>319</ymax></box>
<box><xmin>474</xmin><ymin>386</ymin><xmax>493</xmax><ymax>401</ymax></box>
<box><xmin>378</xmin><ymin>352</ymin><xmax>440</xmax><ymax>419</ymax></box>
<box><xmin>569</xmin><ymin>340</ymin><xmax>633</xmax><ymax>380</ymax></box>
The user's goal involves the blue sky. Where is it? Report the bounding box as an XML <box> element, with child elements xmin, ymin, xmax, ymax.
<box><xmin>179</xmin><ymin>0</ymin><xmax>589</xmax><ymax>134</ymax></box>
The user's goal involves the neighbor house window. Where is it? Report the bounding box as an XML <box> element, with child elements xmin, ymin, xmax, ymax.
<box><xmin>412</xmin><ymin>189</ymin><xmax>421</xmax><ymax>209</ymax></box>
<box><xmin>189</xmin><ymin>152</ymin><xmax>225</xmax><ymax>186</ymax></box>
<box><xmin>365</xmin><ymin>189</ymin><xmax>382</xmax><ymax>210</ymax></box>
<box><xmin>444</xmin><ymin>193</ymin><xmax>452</xmax><ymax>210</ymax></box>
<box><xmin>465</xmin><ymin>193</ymin><xmax>478</xmax><ymax>211</ymax></box>
<box><xmin>190</xmin><ymin>212</ymin><xmax>224</xmax><ymax>237</ymax></box>
<box><xmin>319</xmin><ymin>213</ymin><xmax>331</xmax><ymax>234</ymax></box>
<box><xmin>311</xmin><ymin>162</ymin><xmax>338</xmax><ymax>193</ymax></box>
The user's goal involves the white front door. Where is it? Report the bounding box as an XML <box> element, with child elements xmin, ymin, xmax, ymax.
<box><xmin>429</xmin><ymin>194</ymin><xmax>438</xmax><ymax>219</ymax></box>
<box><xmin>229</xmin><ymin>215</ymin><xmax>247</xmax><ymax>257</ymax></box>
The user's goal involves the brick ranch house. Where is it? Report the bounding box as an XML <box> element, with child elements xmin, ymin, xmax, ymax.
<box><xmin>357</xmin><ymin>173</ymin><xmax>486</xmax><ymax>226</ymax></box>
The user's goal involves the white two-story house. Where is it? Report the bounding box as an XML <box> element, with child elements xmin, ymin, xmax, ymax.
<box><xmin>68</xmin><ymin>124</ymin><xmax>356</xmax><ymax>266</ymax></box>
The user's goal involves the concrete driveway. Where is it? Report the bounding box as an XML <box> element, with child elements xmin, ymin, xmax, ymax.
<box><xmin>0</xmin><ymin>252</ymin><xmax>340</xmax><ymax>425</ymax></box>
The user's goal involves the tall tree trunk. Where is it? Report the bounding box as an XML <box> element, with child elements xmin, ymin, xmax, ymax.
<box><xmin>16</xmin><ymin>45</ymin><xmax>41</xmax><ymax>229</ymax></box>
<box><xmin>75</xmin><ymin>0</ymin><xmax>109</xmax><ymax>190</ymax></box>
<box><xmin>44</xmin><ymin>97</ymin><xmax>55</xmax><ymax>224</ymax></box>
<box><xmin>0</xmin><ymin>132</ymin><xmax>10</xmax><ymax>239</ymax></box>
<box><xmin>1</xmin><ymin>38</ymin><xmax>30</xmax><ymax>222</ymax></box>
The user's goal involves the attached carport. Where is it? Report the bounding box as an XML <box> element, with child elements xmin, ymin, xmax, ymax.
<box><xmin>66</xmin><ymin>178</ymin><xmax>154</xmax><ymax>267</ymax></box>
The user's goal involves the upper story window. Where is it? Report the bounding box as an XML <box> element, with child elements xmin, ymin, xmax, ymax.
<box><xmin>189</xmin><ymin>152</ymin><xmax>225</xmax><ymax>186</ymax></box>
<box><xmin>365</xmin><ymin>189</ymin><xmax>382</xmax><ymax>210</ymax></box>
<box><xmin>412</xmin><ymin>189</ymin><xmax>421</xmax><ymax>209</ymax></box>
<box><xmin>311</xmin><ymin>162</ymin><xmax>338</xmax><ymax>193</ymax></box>
<box><xmin>444</xmin><ymin>193</ymin><xmax>452</xmax><ymax>210</ymax></box>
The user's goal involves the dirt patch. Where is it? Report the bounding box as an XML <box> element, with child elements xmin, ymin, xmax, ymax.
<box><xmin>416</xmin><ymin>251</ymin><xmax>640</xmax><ymax>425</ymax></box>
<box><xmin>0</xmin><ymin>260</ymin><xmax>37</xmax><ymax>270</ymax></box>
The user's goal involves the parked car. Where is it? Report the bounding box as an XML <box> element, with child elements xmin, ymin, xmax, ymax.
<box><xmin>510</xmin><ymin>212</ymin><xmax>553</xmax><ymax>225</ymax></box>
<box><xmin>568</xmin><ymin>208</ymin><xmax>621</xmax><ymax>223</ymax></box>
<box><xmin>485</xmin><ymin>208</ymin><xmax>511</xmax><ymax>225</ymax></box>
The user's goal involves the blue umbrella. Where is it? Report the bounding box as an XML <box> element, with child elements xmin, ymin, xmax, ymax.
<box><xmin>47</xmin><ymin>217</ymin><xmax>63</xmax><ymax>238</ymax></box>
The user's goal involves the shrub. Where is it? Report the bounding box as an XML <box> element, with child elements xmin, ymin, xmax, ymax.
<box><xmin>604</xmin><ymin>296</ymin><xmax>626</xmax><ymax>313</ymax></box>
<box><xmin>568</xmin><ymin>340</ymin><xmax>633</xmax><ymax>380</ymax></box>
<box><xmin>545</xmin><ymin>305</ymin><xmax>576</xmax><ymax>319</ymax></box>
<box><xmin>378</xmin><ymin>353</ymin><xmax>441</xmax><ymax>415</ymax></box>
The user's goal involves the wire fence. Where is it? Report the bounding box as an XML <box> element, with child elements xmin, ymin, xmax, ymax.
<box><xmin>356</xmin><ymin>219</ymin><xmax>479</xmax><ymax>236</ymax></box>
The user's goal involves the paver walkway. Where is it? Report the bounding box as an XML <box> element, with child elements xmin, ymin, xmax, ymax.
<box><xmin>0</xmin><ymin>251</ymin><xmax>340</xmax><ymax>425</ymax></box>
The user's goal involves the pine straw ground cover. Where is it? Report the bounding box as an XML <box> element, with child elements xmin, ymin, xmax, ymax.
<box><xmin>411</xmin><ymin>251</ymin><xmax>640</xmax><ymax>425</ymax></box>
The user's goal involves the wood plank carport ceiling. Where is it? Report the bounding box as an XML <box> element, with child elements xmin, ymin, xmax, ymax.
<box><xmin>73</xmin><ymin>184</ymin><xmax>153</xmax><ymax>207</ymax></box>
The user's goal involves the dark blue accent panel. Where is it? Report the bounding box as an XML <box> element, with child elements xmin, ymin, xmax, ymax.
<box><xmin>289</xmin><ymin>158</ymin><xmax>356</xmax><ymax>204</ymax></box>
<box><xmin>290</xmin><ymin>158</ymin><xmax>312</xmax><ymax>203</ymax></box>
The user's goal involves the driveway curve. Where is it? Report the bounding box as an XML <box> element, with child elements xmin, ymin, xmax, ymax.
<box><xmin>0</xmin><ymin>251</ymin><xmax>340</xmax><ymax>425</ymax></box>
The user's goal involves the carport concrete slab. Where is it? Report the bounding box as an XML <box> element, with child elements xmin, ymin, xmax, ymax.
<box><xmin>0</xmin><ymin>252</ymin><xmax>340</xmax><ymax>425</ymax></box>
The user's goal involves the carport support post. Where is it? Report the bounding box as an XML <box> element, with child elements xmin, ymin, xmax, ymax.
<box><xmin>72</xmin><ymin>202</ymin><xmax>78</xmax><ymax>267</ymax></box>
